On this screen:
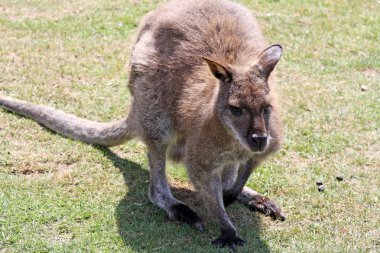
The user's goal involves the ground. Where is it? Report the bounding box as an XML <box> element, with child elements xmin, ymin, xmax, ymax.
<box><xmin>0</xmin><ymin>0</ymin><xmax>379</xmax><ymax>252</ymax></box>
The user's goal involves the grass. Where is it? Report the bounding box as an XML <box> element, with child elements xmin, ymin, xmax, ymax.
<box><xmin>0</xmin><ymin>0</ymin><xmax>379</xmax><ymax>252</ymax></box>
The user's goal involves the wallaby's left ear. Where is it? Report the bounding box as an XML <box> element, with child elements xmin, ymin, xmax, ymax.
<box><xmin>203</xmin><ymin>57</ymin><xmax>232</xmax><ymax>82</ymax></box>
<box><xmin>256</xmin><ymin>44</ymin><xmax>282</xmax><ymax>79</ymax></box>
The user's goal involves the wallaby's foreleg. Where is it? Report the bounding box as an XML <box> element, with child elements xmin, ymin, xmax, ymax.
<box><xmin>221</xmin><ymin>159</ymin><xmax>286</xmax><ymax>220</ymax></box>
<box><xmin>147</xmin><ymin>146</ymin><xmax>204</xmax><ymax>232</ymax></box>
<box><xmin>221</xmin><ymin>163</ymin><xmax>239</xmax><ymax>191</ymax></box>
<box><xmin>237</xmin><ymin>186</ymin><xmax>286</xmax><ymax>221</ymax></box>
<box><xmin>196</xmin><ymin>170</ymin><xmax>245</xmax><ymax>252</ymax></box>
<box><xmin>223</xmin><ymin>159</ymin><xmax>258</xmax><ymax>207</ymax></box>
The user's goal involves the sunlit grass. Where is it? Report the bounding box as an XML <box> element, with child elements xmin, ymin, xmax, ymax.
<box><xmin>1</xmin><ymin>0</ymin><xmax>379</xmax><ymax>252</ymax></box>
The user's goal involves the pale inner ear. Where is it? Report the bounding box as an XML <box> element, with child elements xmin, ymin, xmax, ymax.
<box><xmin>257</xmin><ymin>44</ymin><xmax>283</xmax><ymax>77</ymax></box>
<box><xmin>202</xmin><ymin>57</ymin><xmax>232</xmax><ymax>81</ymax></box>
<box><xmin>213</xmin><ymin>64</ymin><xmax>228</xmax><ymax>78</ymax></box>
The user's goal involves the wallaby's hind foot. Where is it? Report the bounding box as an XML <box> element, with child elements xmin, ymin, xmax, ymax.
<box><xmin>169</xmin><ymin>203</ymin><xmax>205</xmax><ymax>232</ymax></box>
<box><xmin>151</xmin><ymin>190</ymin><xmax>205</xmax><ymax>232</ymax></box>
<box><xmin>238</xmin><ymin>187</ymin><xmax>286</xmax><ymax>221</ymax></box>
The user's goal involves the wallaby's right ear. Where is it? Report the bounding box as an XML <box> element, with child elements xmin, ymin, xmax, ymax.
<box><xmin>203</xmin><ymin>57</ymin><xmax>232</xmax><ymax>82</ymax></box>
<box><xmin>256</xmin><ymin>44</ymin><xmax>282</xmax><ymax>79</ymax></box>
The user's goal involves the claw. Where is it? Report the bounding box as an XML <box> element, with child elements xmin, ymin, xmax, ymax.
<box><xmin>278</xmin><ymin>214</ymin><xmax>286</xmax><ymax>221</ymax></box>
<box><xmin>212</xmin><ymin>238</ymin><xmax>226</xmax><ymax>248</ymax></box>
<box><xmin>237</xmin><ymin>238</ymin><xmax>246</xmax><ymax>246</ymax></box>
<box><xmin>212</xmin><ymin>230</ymin><xmax>245</xmax><ymax>252</ymax></box>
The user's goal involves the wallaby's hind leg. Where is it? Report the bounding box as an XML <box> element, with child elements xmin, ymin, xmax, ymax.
<box><xmin>147</xmin><ymin>145</ymin><xmax>205</xmax><ymax>232</ymax></box>
<box><xmin>237</xmin><ymin>186</ymin><xmax>286</xmax><ymax>221</ymax></box>
<box><xmin>131</xmin><ymin>75</ymin><xmax>203</xmax><ymax>231</ymax></box>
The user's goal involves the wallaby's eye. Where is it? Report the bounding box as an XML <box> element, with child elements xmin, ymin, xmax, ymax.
<box><xmin>229</xmin><ymin>106</ymin><xmax>243</xmax><ymax>116</ymax></box>
<box><xmin>263</xmin><ymin>105</ymin><xmax>272</xmax><ymax>115</ymax></box>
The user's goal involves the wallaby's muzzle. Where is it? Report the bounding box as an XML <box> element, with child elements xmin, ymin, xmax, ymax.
<box><xmin>249</xmin><ymin>134</ymin><xmax>267</xmax><ymax>152</ymax></box>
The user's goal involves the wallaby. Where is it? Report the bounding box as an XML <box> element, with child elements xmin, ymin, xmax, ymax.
<box><xmin>0</xmin><ymin>0</ymin><xmax>286</xmax><ymax>251</ymax></box>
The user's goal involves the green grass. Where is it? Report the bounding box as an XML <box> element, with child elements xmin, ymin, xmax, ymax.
<box><xmin>0</xmin><ymin>0</ymin><xmax>379</xmax><ymax>252</ymax></box>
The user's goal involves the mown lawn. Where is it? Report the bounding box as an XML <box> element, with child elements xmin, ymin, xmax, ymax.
<box><xmin>0</xmin><ymin>0</ymin><xmax>379</xmax><ymax>252</ymax></box>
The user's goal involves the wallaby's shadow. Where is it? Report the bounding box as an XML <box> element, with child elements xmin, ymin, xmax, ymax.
<box><xmin>97</xmin><ymin>147</ymin><xmax>271</xmax><ymax>253</ymax></box>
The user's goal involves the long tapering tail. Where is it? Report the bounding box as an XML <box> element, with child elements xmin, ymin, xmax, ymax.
<box><xmin>0</xmin><ymin>95</ymin><xmax>137</xmax><ymax>147</ymax></box>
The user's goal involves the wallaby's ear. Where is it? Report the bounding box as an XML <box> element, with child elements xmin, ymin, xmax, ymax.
<box><xmin>256</xmin><ymin>44</ymin><xmax>282</xmax><ymax>79</ymax></box>
<box><xmin>203</xmin><ymin>57</ymin><xmax>232</xmax><ymax>82</ymax></box>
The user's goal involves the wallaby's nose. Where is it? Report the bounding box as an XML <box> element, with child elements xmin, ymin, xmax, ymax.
<box><xmin>251</xmin><ymin>135</ymin><xmax>267</xmax><ymax>151</ymax></box>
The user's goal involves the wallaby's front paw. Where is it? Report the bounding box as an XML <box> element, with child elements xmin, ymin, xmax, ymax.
<box><xmin>246</xmin><ymin>195</ymin><xmax>286</xmax><ymax>221</ymax></box>
<box><xmin>212</xmin><ymin>229</ymin><xmax>245</xmax><ymax>252</ymax></box>
<box><xmin>169</xmin><ymin>203</ymin><xmax>205</xmax><ymax>232</ymax></box>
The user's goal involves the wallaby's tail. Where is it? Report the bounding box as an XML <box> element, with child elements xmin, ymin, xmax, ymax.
<box><xmin>0</xmin><ymin>95</ymin><xmax>138</xmax><ymax>147</ymax></box>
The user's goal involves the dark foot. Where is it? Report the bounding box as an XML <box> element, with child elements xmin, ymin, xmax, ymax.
<box><xmin>170</xmin><ymin>203</ymin><xmax>205</xmax><ymax>232</ymax></box>
<box><xmin>212</xmin><ymin>229</ymin><xmax>245</xmax><ymax>252</ymax></box>
<box><xmin>246</xmin><ymin>194</ymin><xmax>286</xmax><ymax>221</ymax></box>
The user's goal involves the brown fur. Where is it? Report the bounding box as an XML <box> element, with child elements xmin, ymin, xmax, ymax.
<box><xmin>0</xmin><ymin>0</ymin><xmax>286</xmax><ymax>250</ymax></box>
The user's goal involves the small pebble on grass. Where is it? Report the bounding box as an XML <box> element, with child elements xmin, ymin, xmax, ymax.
<box><xmin>318</xmin><ymin>185</ymin><xmax>325</xmax><ymax>192</ymax></box>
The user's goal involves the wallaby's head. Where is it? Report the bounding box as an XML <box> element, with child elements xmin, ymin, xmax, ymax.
<box><xmin>204</xmin><ymin>45</ymin><xmax>283</xmax><ymax>154</ymax></box>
